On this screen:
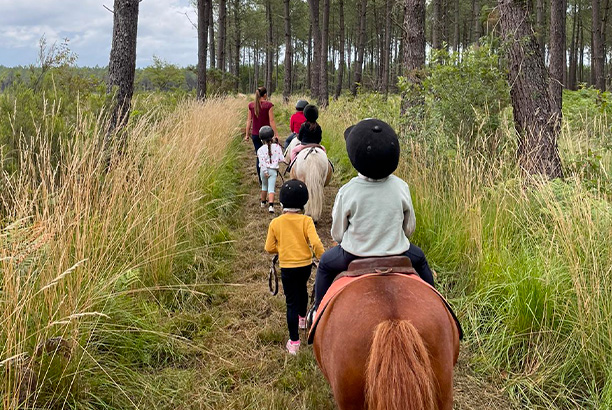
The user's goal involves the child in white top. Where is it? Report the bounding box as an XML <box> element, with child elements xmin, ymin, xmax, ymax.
<box><xmin>257</xmin><ymin>126</ymin><xmax>285</xmax><ymax>213</ymax></box>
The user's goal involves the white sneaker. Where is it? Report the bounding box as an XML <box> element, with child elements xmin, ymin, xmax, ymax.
<box><xmin>298</xmin><ymin>316</ymin><xmax>306</xmax><ymax>329</ymax></box>
<box><xmin>269</xmin><ymin>205</ymin><xmax>274</xmax><ymax>214</ymax></box>
<box><xmin>286</xmin><ymin>339</ymin><xmax>300</xmax><ymax>355</ymax></box>
<box><xmin>260</xmin><ymin>201</ymin><xmax>267</xmax><ymax>208</ymax></box>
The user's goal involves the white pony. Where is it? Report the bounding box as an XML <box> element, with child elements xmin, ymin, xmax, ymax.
<box><xmin>284</xmin><ymin>138</ymin><xmax>331</xmax><ymax>223</ymax></box>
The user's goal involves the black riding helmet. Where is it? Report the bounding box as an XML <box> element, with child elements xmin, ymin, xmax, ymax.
<box><xmin>280</xmin><ymin>179</ymin><xmax>309</xmax><ymax>209</ymax></box>
<box><xmin>303</xmin><ymin>104</ymin><xmax>319</xmax><ymax>122</ymax></box>
<box><xmin>344</xmin><ymin>119</ymin><xmax>400</xmax><ymax>180</ymax></box>
<box><xmin>259</xmin><ymin>125</ymin><xmax>274</xmax><ymax>142</ymax></box>
<box><xmin>296</xmin><ymin>100</ymin><xmax>308</xmax><ymax>111</ymax></box>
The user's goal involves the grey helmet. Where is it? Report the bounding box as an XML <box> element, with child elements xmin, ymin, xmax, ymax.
<box><xmin>295</xmin><ymin>100</ymin><xmax>308</xmax><ymax>111</ymax></box>
<box><xmin>259</xmin><ymin>126</ymin><xmax>274</xmax><ymax>141</ymax></box>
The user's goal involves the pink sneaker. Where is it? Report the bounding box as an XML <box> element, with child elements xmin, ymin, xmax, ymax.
<box><xmin>298</xmin><ymin>316</ymin><xmax>306</xmax><ymax>329</ymax></box>
<box><xmin>286</xmin><ymin>340</ymin><xmax>300</xmax><ymax>355</ymax></box>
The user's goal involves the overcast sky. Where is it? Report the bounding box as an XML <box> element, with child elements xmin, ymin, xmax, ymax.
<box><xmin>0</xmin><ymin>0</ymin><xmax>199</xmax><ymax>68</ymax></box>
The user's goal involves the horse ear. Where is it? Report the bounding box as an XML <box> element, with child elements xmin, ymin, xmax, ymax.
<box><xmin>344</xmin><ymin>125</ymin><xmax>355</xmax><ymax>141</ymax></box>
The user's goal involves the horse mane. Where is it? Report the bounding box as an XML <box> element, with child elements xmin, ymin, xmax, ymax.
<box><xmin>365</xmin><ymin>320</ymin><xmax>436</xmax><ymax>410</ymax></box>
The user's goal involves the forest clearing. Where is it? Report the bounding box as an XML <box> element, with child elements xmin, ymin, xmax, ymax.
<box><xmin>3</xmin><ymin>0</ymin><xmax>612</xmax><ymax>408</ymax></box>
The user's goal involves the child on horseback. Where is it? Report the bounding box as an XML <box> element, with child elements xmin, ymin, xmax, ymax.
<box><xmin>265</xmin><ymin>180</ymin><xmax>324</xmax><ymax>355</ymax></box>
<box><xmin>290</xmin><ymin>104</ymin><xmax>326</xmax><ymax>162</ymax></box>
<box><xmin>313</xmin><ymin>119</ymin><xmax>434</xmax><ymax>311</ymax></box>
<box><xmin>284</xmin><ymin>99</ymin><xmax>308</xmax><ymax>150</ymax></box>
<box><xmin>257</xmin><ymin>126</ymin><xmax>285</xmax><ymax>213</ymax></box>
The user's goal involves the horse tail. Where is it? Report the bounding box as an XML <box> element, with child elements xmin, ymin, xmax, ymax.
<box><xmin>365</xmin><ymin>320</ymin><xmax>436</xmax><ymax>410</ymax></box>
<box><xmin>302</xmin><ymin>150</ymin><xmax>327</xmax><ymax>222</ymax></box>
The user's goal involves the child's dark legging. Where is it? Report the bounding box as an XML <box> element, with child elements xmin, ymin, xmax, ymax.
<box><xmin>281</xmin><ymin>265</ymin><xmax>312</xmax><ymax>342</ymax></box>
<box><xmin>313</xmin><ymin>244</ymin><xmax>434</xmax><ymax>308</ymax></box>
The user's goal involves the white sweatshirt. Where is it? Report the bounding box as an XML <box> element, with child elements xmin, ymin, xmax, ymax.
<box><xmin>331</xmin><ymin>174</ymin><xmax>416</xmax><ymax>257</ymax></box>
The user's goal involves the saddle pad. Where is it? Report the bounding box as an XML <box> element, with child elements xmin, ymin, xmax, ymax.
<box><xmin>307</xmin><ymin>272</ymin><xmax>463</xmax><ymax>344</ymax></box>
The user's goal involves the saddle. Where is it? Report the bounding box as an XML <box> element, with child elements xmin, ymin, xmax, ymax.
<box><xmin>308</xmin><ymin>256</ymin><xmax>463</xmax><ymax>344</ymax></box>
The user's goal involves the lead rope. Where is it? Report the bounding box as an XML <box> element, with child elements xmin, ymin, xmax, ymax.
<box><xmin>304</xmin><ymin>259</ymin><xmax>319</xmax><ymax>336</ymax></box>
<box><xmin>268</xmin><ymin>254</ymin><xmax>279</xmax><ymax>296</ymax></box>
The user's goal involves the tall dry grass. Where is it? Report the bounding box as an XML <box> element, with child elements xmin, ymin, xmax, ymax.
<box><xmin>0</xmin><ymin>96</ymin><xmax>245</xmax><ymax>407</ymax></box>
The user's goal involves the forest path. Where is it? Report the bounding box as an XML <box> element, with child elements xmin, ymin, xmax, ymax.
<box><xmin>192</xmin><ymin>135</ymin><xmax>516</xmax><ymax>409</ymax></box>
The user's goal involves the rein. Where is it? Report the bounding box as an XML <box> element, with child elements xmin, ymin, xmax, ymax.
<box><xmin>268</xmin><ymin>255</ymin><xmax>279</xmax><ymax>295</ymax></box>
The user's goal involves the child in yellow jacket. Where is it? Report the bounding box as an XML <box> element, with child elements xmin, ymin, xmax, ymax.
<box><xmin>265</xmin><ymin>179</ymin><xmax>324</xmax><ymax>355</ymax></box>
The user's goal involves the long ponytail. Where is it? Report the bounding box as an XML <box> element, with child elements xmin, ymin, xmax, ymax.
<box><xmin>254</xmin><ymin>86</ymin><xmax>267</xmax><ymax>117</ymax></box>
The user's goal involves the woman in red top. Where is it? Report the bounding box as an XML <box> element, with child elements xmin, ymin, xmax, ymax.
<box><xmin>245</xmin><ymin>86</ymin><xmax>279</xmax><ymax>182</ymax></box>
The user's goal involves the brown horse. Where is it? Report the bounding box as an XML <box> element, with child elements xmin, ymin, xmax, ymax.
<box><xmin>312</xmin><ymin>271</ymin><xmax>460</xmax><ymax>410</ymax></box>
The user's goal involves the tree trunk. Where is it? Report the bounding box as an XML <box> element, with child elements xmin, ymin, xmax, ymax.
<box><xmin>107</xmin><ymin>0</ymin><xmax>140</xmax><ymax>139</ymax></box>
<box><xmin>307</xmin><ymin>0</ymin><xmax>321</xmax><ymax>100</ymax></box>
<box><xmin>209</xmin><ymin>3</ymin><xmax>216</xmax><ymax>69</ymax></box>
<box><xmin>593</xmin><ymin>0</ymin><xmax>605</xmax><ymax>90</ymax></box>
<box><xmin>536</xmin><ymin>0</ymin><xmax>545</xmax><ymax>57</ymax></box>
<box><xmin>382</xmin><ymin>0</ymin><xmax>392</xmax><ymax>97</ymax></box>
<box><xmin>549</xmin><ymin>0</ymin><xmax>565</xmax><ymax>115</ymax></box>
<box><xmin>499</xmin><ymin>0</ymin><xmax>563</xmax><ymax>179</ymax></box>
<box><xmin>283</xmin><ymin>0</ymin><xmax>292</xmax><ymax>102</ymax></box>
<box><xmin>233</xmin><ymin>0</ymin><xmax>240</xmax><ymax>92</ymax></box>
<box><xmin>217</xmin><ymin>0</ymin><xmax>226</xmax><ymax>71</ymax></box>
<box><xmin>433</xmin><ymin>0</ymin><xmax>443</xmax><ymax>49</ymax></box>
<box><xmin>472</xmin><ymin>0</ymin><xmax>481</xmax><ymax>43</ymax></box>
<box><xmin>602</xmin><ymin>0</ymin><xmax>610</xmax><ymax>89</ymax></box>
<box><xmin>320</xmin><ymin>0</ymin><xmax>330</xmax><ymax>106</ymax></box>
<box><xmin>400</xmin><ymin>0</ymin><xmax>425</xmax><ymax>119</ymax></box>
<box><xmin>307</xmin><ymin>23</ymin><xmax>312</xmax><ymax>91</ymax></box>
<box><xmin>579</xmin><ymin>16</ymin><xmax>584</xmax><ymax>84</ymax></box>
<box><xmin>453</xmin><ymin>0</ymin><xmax>460</xmax><ymax>51</ymax></box>
<box><xmin>568</xmin><ymin>1</ymin><xmax>578</xmax><ymax>90</ymax></box>
<box><xmin>197</xmin><ymin>0</ymin><xmax>210</xmax><ymax>100</ymax></box>
<box><xmin>265</xmin><ymin>0</ymin><xmax>273</xmax><ymax>92</ymax></box>
<box><xmin>335</xmin><ymin>0</ymin><xmax>346</xmax><ymax>99</ymax></box>
<box><xmin>352</xmin><ymin>0</ymin><xmax>367</xmax><ymax>96</ymax></box>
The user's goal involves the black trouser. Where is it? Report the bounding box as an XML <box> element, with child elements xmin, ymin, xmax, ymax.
<box><xmin>251</xmin><ymin>134</ymin><xmax>263</xmax><ymax>183</ymax></box>
<box><xmin>281</xmin><ymin>265</ymin><xmax>312</xmax><ymax>341</ymax></box>
<box><xmin>314</xmin><ymin>244</ymin><xmax>435</xmax><ymax>308</ymax></box>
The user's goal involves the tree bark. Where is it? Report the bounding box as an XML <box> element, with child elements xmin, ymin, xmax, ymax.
<box><xmin>568</xmin><ymin>1</ymin><xmax>578</xmax><ymax>90</ymax></box>
<box><xmin>265</xmin><ymin>0</ymin><xmax>273</xmax><ymax>92</ymax></box>
<box><xmin>453</xmin><ymin>0</ymin><xmax>460</xmax><ymax>51</ymax></box>
<box><xmin>197</xmin><ymin>0</ymin><xmax>210</xmax><ymax>100</ymax></box>
<box><xmin>472</xmin><ymin>0</ymin><xmax>481</xmax><ymax>43</ymax></box>
<box><xmin>593</xmin><ymin>0</ymin><xmax>605</xmax><ymax>90</ymax></box>
<box><xmin>335</xmin><ymin>0</ymin><xmax>346</xmax><ymax>99</ymax></box>
<box><xmin>433</xmin><ymin>0</ymin><xmax>443</xmax><ymax>49</ymax></box>
<box><xmin>536</xmin><ymin>0</ymin><xmax>545</xmax><ymax>56</ymax></box>
<box><xmin>352</xmin><ymin>0</ymin><xmax>367</xmax><ymax>96</ymax></box>
<box><xmin>499</xmin><ymin>0</ymin><xmax>563</xmax><ymax>179</ymax></box>
<box><xmin>307</xmin><ymin>0</ymin><xmax>321</xmax><ymax>100</ymax></box>
<box><xmin>320</xmin><ymin>0</ymin><xmax>330</xmax><ymax>106</ymax></box>
<box><xmin>283</xmin><ymin>0</ymin><xmax>292</xmax><ymax>102</ymax></box>
<box><xmin>382</xmin><ymin>0</ymin><xmax>392</xmax><ymax>97</ymax></box>
<box><xmin>217</xmin><ymin>0</ymin><xmax>227</xmax><ymax>71</ymax></box>
<box><xmin>549</xmin><ymin>0</ymin><xmax>565</xmax><ymax>115</ymax></box>
<box><xmin>107</xmin><ymin>0</ymin><xmax>140</xmax><ymax>139</ymax></box>
<box><xmin>209</xmin><ymin>3</ymin><xmax>216</xmax><ymax>69</ymax></box>
<box><xmin>233</xmin><ymin>0</ymin><xmax>240</xmax><ymax>92</ymax></box>
<box><xmin>400</xmin><ymin>0</ymin><xmax>425</xmax><ymax>119</ymax></box>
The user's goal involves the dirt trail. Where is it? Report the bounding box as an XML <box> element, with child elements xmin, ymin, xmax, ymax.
<box><xmin>193</xmin><ymin>140</ymin><xmax>516</xmax><ymax>409</ymax></box>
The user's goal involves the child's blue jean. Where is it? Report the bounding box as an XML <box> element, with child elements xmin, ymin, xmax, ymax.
<box><xmin>314</xmin><ymin>244</ymin><xmax>435</xmax><ymax>308</ymax></box>
<box><xmin>260</xmin><ymin>168</ymin><xmax>278</xmax><ymax>193</ymax></box>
